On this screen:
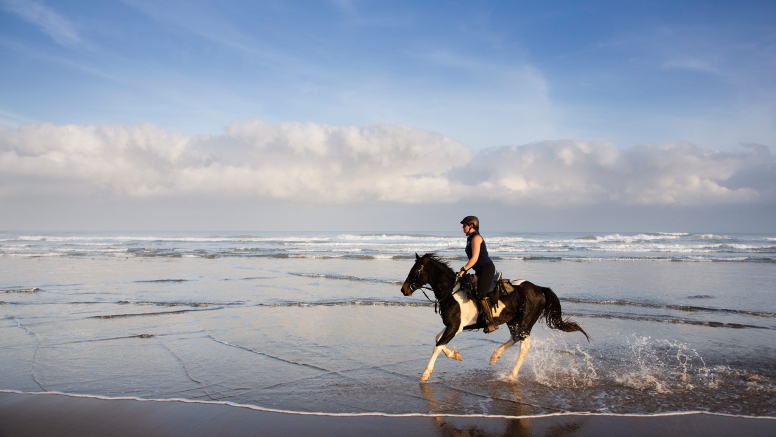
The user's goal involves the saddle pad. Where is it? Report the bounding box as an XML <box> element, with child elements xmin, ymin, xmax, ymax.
<box><xmin>494</xmin><ymin>278</ymin><xmax>526</xmax><ymax>296</ymax></box>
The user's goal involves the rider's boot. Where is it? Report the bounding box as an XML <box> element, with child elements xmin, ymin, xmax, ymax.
<box><xmin>480</xmin><ymin>297</ymin><xmax>498</xmax><ymax>333</ymax></box>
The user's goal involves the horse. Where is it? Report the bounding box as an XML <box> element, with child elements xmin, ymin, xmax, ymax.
<box><xmin>401</xmin><ymin>253</ymin><xmax>590</xmax><ymax>382</ymax></box>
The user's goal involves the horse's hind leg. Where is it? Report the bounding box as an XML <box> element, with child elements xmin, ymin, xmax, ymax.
<box><xmin>421</xmin><ymin>326</ymin><xmax>460</xmax><ymax>381</ymax></box>
<box><xmin>508</xmin><ymin>336</ymin><xmax>531</xmax><ymax>380</ymax></box>
<box><xmin>490</xmin><ymin>339</ymin><xmax>515</xmax><ymax>365</ymax></box>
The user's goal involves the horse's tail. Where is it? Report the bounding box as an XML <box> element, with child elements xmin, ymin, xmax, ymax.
<box><xmin>540</xmin><ymin>287</ymin><xmax>591</xmax><ymax>342</ymax></box>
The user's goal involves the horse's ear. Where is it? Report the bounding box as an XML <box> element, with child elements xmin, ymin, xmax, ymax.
<box><xmin>415</xmin><ymin>252</ymin><xmax>420</xmax><ymax>261</ymax></box>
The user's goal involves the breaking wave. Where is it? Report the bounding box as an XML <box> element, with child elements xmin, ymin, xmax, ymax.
<box><xmin>567</xmin><ymin>312</ymin><xmax>773</xmax><ymax>330</ymax></box>
<box><xmin>260</xmin><ymin>299</ymin><xmax>432</xmax><ymax>308</ymax></box>
<box><xmin>91</xmin><ymin>307</ymin><xmax>223</xmax><ymax>319</ymax></box>
<box><xmin>3</xmin><ymin>231</ymin><xmax>775</xmax><ymax>261</ymax></box>
<box><xmin>289</xmin><ymin>272</ymin><xmax>402</xmax><ymax>285</ymax></box>
<box><xmin>562</xmin><ymin>298</ymin><xmax>776</xmax><ymax>318</ymax></box>
<box><xmin>117</xmin><ymin>300</ymin><xmax>243</xmax><ymax>307</ymax></box>
<box><xmin>1</xmin><ymin>288</ymin><xmax>39</xmax><ymax>293</ymax></box>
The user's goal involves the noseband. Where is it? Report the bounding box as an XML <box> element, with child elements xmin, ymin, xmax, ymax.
<box><xmin>406</xmin><ymin>264</ymin><xmax>426</xmax><ymax>293</ymax></box>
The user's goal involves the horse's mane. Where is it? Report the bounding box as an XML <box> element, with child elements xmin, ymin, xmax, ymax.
<box><xmin>421</xmin><ymin>253</ymin><xmax>452</xmax><ymax>270</ymax></box>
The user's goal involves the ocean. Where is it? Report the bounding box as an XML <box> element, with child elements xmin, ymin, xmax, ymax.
<box><xmin>1</xmin><ymin>231</ymin><xmax>774</xmax><ymax>418</ymax></box>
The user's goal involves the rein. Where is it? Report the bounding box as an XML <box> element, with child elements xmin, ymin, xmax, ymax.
<box><xmin>419</xmin><ymin>279</ymin><xmax>458</xmax><ymax>314</ymax></box>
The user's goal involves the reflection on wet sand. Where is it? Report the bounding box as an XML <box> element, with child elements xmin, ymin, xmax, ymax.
<box><xmin>420</xmin><ymin>382</ymin><xmax>588</xmax><ymax>437</ymax></box>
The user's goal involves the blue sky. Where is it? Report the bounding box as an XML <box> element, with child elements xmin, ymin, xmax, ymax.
<box><xmin>2</xmin><ymin>0</ymin><xmax>774</xmax><ymax>148</ymax></box>
<box><xmin>1</xmin><ymin>0</ymin><xmax>775</xmax><ymax>231</ymax></box>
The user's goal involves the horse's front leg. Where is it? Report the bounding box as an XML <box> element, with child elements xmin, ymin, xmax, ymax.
<box><xmin>421</xmin><ymin>325</ymin><xmax>460</xmax><ymax>381</ymax></box>
<box><xmin>508</xmin><ymin>336</ymin><xmax>531</xmax><ymax>380</ymax></box>
<box><xmin>442</xmin><ymin>345</ymin><xmax>463</xmax><ymax>361</ymax></box>
<box><xmin>421</xmin><ymin>345</ymin><xmax>443</xmax><ymax>382</ymax></box>
<box><xmin>435</xmin><ymin>328</ymin><xmax>463</xmax><ymax>361</ymax></box>
<box><xmin>490</xmin><ymin>338</ymin><xmax>515</xmax><ymax>365</ymax></box>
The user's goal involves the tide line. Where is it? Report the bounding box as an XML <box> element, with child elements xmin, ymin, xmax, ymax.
<box><xmin>1</xmin><ymin>390</ymin><xmax>774</xmax><ymax>421</ymax></box>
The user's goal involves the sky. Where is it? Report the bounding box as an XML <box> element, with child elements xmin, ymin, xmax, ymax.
<box><xmin>1</xmin><ymin>0</ymin><xmax>775</xmax><ymax>231</ymax></box>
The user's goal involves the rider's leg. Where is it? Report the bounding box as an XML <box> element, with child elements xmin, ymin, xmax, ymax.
<box><xmin>474</xmin><ymin>263</ymin><xmax>497</xmax><ymax>332</ymax></box>
<box><xmin>480</xmin><ymin>298</ymin><xmax>497</xmax><ymax>332</ymax></box>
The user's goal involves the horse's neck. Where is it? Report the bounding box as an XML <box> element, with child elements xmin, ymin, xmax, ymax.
<box><xmin>428</xmin><ymin>262</ymin><xmax>455</xmax><ymax>296</ymax></box>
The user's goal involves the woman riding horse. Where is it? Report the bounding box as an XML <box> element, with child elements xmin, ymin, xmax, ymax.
<box><xmin>457</xmin><ymin>215</ymin><xmax>498</xmax><ymax>333</ymax></box>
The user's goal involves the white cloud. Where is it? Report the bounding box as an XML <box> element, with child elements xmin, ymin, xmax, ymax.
<box><xmin>465</xmin><ymin>140</ymin><xmax>768</xmax><ymax>206</ymax></box>
<box><xmin>0</xmin><ymin>121</ymin><xmax>472</xmax><ymax>202</ymax></box>
<box><xmin>1</xmin><ymin>0</ymin><xmax>80</xmax><ymax>46</ymax></box>
<box><xmin>1</xmin><ymin>122</ymin><xmax>773</xmax><ymax>206</ymax></box>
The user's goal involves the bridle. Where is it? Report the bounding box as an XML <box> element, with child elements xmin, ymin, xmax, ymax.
<box><xmin>409</xmin><ymin>263</ymin><xmax>459</xmax><ymax>314</ymax></box>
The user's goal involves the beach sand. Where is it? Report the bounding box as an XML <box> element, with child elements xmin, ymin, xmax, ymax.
<box><xmin>1</xmin><ymin>392</ymin><xmax>774</xmax><ymax>437</ymax></box>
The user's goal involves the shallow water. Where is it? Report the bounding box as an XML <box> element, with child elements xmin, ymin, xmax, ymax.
<box><xmin>1</xmin><ymin>232</ymin><xmax>775</xmax><ymax>417</ymax></box>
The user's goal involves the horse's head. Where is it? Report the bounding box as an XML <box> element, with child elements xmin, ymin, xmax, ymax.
<box><xmin>401</xmin><ymin>253</ymin><xmax>430</xmax><ymax>296</ymax></box>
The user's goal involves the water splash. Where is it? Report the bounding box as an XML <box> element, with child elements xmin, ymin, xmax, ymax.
<box><xmin>526</xmin><ymin>334</ymin><xmax>598</xmax><ymax>389</ymax></box>
<box><xmin>525</xmin><ymin>334</ymin><xmax>732</xmax><ymax>394</ymax></box>
<box><xmin>610</xmin><ymin>337</ymin><xmax>717</xmax><ymax>393</ymax></box>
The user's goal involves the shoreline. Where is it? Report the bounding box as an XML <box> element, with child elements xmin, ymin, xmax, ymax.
<box><xmin>2</xmin><ymin>391</ymin><xmax>775</xmax><ymax>437</ymax></box>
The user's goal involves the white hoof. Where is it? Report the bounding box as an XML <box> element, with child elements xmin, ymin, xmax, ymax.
<box><xmin>490</xmin><ymin>353</ymin><xmax>500</xmax><ymax>365</ymax></box>
<box><xmin>420</xmin><ymin>370</ymin><xmax>433</xmax><ymax>381</ymax></box>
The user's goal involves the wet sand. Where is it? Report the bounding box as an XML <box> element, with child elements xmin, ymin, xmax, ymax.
<box><xmin>1</xmin><ymin>392</ymin><xmax>774</xmax><ymax>437</ymax></box>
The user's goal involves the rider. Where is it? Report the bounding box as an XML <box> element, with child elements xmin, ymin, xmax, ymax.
<box><xmin>456</xmin><ymin>216</ymin><xmax>498</xmax><ymax>333</ymax></box>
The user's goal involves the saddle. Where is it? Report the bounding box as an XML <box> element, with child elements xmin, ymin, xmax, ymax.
<box><xmin>461</xmin><ymin>272</ymin><xmax>519</xmax><ymax>300</ymax></box>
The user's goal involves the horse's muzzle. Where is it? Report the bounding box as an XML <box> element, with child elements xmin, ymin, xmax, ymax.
<box><xmin>401</xmin><ymin>281</ymin><xmax>413</xmax><ymax>296</ymax></box>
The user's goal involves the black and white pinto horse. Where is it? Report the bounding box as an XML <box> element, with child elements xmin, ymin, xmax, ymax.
<box><xmin>401</xmin><ymin>253</ymin><xmax>590</xmax><ymax>382</ymax></box>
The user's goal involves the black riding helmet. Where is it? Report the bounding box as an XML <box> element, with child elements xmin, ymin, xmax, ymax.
<box><xmin>460</xmin><ymin>216</ymin><xmax>479</xmax><ymax>231</ymax></box>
